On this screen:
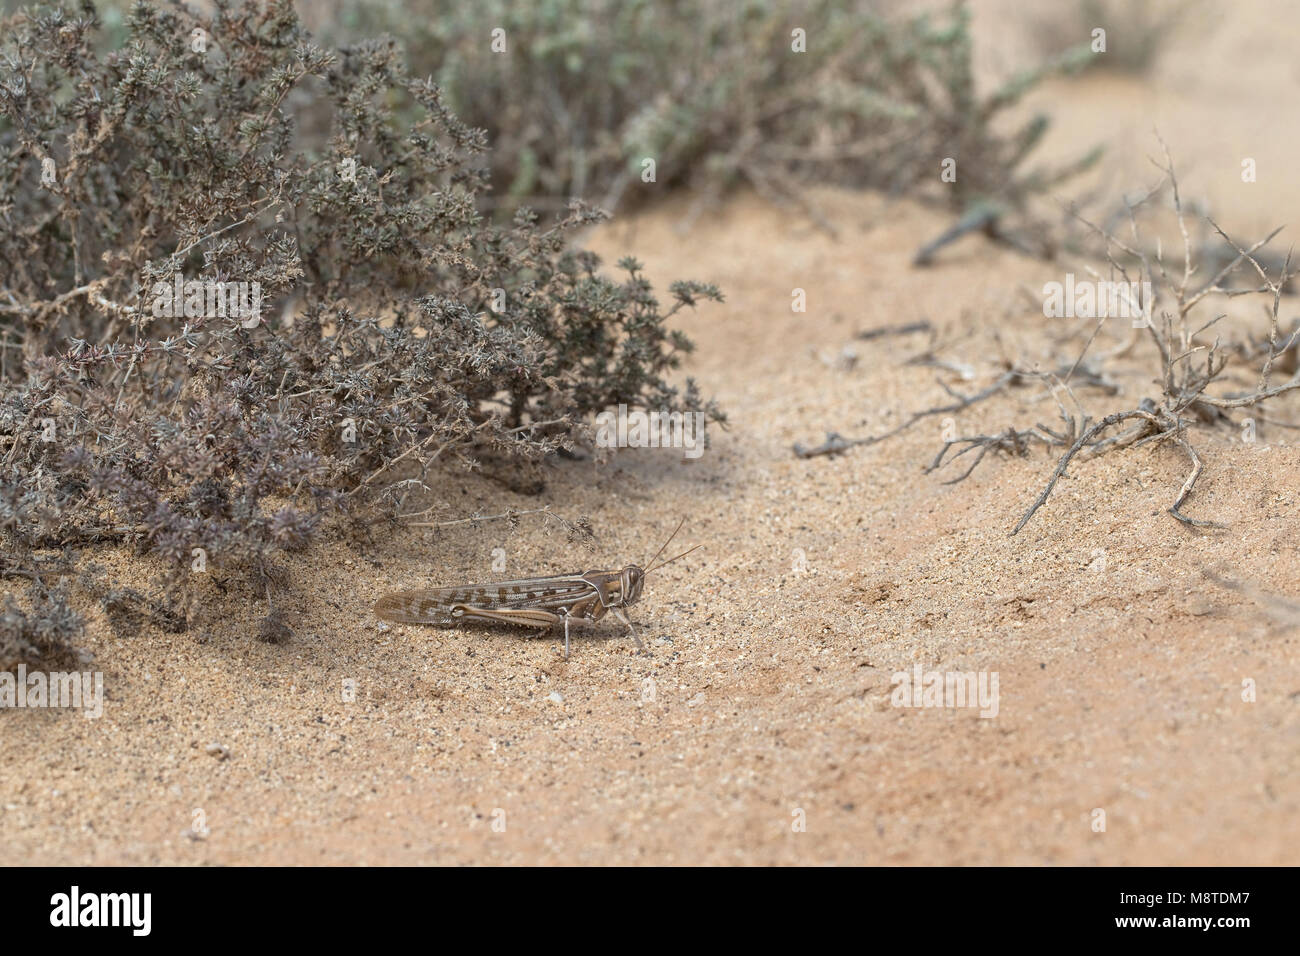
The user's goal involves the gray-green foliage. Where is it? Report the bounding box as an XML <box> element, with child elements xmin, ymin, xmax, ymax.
<box><xmin>324</xmin><ymin>0</ymin><xmax>1097</xmax><ymax>217</ymax></box>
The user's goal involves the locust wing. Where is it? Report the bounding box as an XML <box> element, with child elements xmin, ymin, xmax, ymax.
<box><xmin>374</xmin><ymin>577</ymin><xmax>595</xmax><ymax>624</ymax></box>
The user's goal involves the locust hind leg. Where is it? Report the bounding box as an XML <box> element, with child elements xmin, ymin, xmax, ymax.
<box><xmin>449</xmin><ymin>605</ymin><xmax>560</xmax><ymax>653</ymax></box>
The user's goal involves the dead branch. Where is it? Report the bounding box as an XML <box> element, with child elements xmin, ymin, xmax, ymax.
<box><xmin>857</xmin><ymin>320</ymin><xmax>933</xmax><ymax>340</ymax></box>
<box><xmin>912</xmin><ymin>203</ymin><xmax>1003</xmax><ymax>266</ymax></box>
<box><xmin>1011</xmin><ymin>408</ymin><xmax>1156</xmax><ymax>535</ymax></box>
<box><xmin>805</xmin><ymin>142</ymin><xmax>1298</xmax><ymax>535</ymax></box>
<box><xmin>793</xmin><ymin>370</ymin><xmax>1018</xmax><ymax>458</ymax></box>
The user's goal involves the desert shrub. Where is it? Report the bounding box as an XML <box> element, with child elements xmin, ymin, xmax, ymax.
<box><xmin>0</xmin><ymin>0</ymin><xmax>723</xmax><ymax>644</ymax></box>
<box><xmin>1026</xmin><ymin>0</ymin><xmax>1197</xmax><ymax>75</ymax></box>
<box><xmin>0</xmin><ymin>583</ymin><xmax>83</xmax><ymax>666</ymax></box>
<box><xmin>322</xmin><ymin>0</ymin><xmax>1097</xmax><ymax>223</ymax></box>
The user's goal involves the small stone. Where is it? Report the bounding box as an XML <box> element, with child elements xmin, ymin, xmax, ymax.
<box><xmin>547</xmin><ymin>691</ymin><xmax>564</xmax><ymax>704</ymax></box>
<box><xmin>205</xmin><ymin>743</ymin><xmax>230</xmax><ymax>760</ymax></box>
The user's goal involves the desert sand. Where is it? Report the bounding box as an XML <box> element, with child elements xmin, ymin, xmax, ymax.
<box><xmin>2</xmin><ymin>1</ymin><xmax>1298</xmax><ymax>865</ymax></box>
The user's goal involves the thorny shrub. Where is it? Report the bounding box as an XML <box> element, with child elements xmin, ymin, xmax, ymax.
<box><xmin>0</xmin><ymin>0</ymin><xmax>723</xmax><ymax>662</ymax></box>
<box><xmin>799</xmin><ymin>146</ymin><xmax>1300</xmax><ymax>537</ymax></box>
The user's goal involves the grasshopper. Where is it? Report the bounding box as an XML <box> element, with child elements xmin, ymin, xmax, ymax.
<box><xmin>373</xmin><ymin>519</ymin><xmax>700</xmax><ymax>657</ymax></box>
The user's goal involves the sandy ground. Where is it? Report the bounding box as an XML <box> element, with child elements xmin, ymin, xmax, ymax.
<box><xmin>3</xmin><ymin>2</ymin><xmax>1300</xmax><ymax>865</ymax></box>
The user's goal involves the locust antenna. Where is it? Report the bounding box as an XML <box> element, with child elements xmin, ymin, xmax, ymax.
<box><xmin>646</xmin><ymin>542</ymin><xmax>703</xmax><ymax>575</ymax></box>
<box><xmin>643</xmin><ymin>516</ymin><xmax>686</xmax><ymax>570</ymax></box>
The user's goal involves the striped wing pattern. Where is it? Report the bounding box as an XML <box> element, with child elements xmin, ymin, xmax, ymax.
<box><xmin>374</xmin><ymin>576</ymin><xmax>595</xmax><ymax>625</ymax></box>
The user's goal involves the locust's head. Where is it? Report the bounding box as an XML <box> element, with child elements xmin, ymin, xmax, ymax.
<box><xmin>597</xmin><ymin>518</ymin><xmax>702</xmax><ymax>610</ymax></box>
<box><xmin>620</xmin><ymin>565</ymin><xmax>646</xmax><ymax>607</ymax></box>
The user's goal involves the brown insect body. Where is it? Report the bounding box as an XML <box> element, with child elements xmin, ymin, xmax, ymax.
<box><xmin>374</xmin><ymin>523</ymin><xmax>691</xmax><ymax>657</ymax></box>
<box><xmin>373</xmin><ymin>566</ymin><xmax>643</xmax><ymax>626</ymax></box>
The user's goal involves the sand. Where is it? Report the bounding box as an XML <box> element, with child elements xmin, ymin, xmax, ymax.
<box><xmin>3</xmin><ymin>0</ymin><xmax>1299</xmax><ymax>865</ymax></box>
